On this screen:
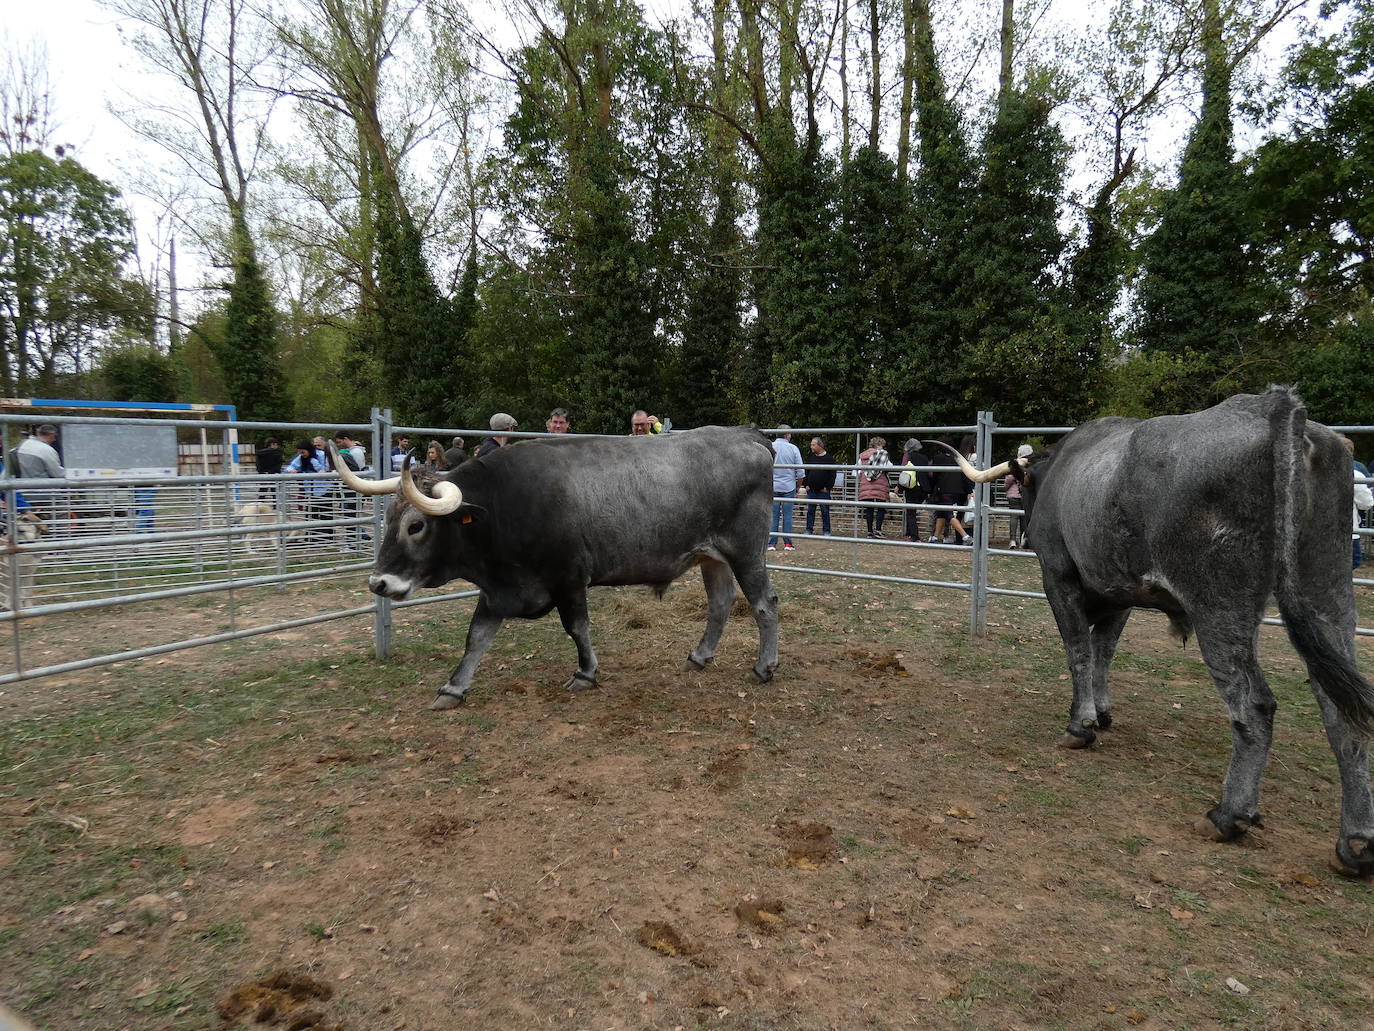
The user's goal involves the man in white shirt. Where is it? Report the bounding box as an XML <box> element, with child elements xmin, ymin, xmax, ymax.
<box><xmin>16</xmin><ymin>425</ymin><xmax>64</xmax><ymax>478</ymax></box>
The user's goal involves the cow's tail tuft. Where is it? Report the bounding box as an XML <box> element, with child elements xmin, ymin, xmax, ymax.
<box><xmin>1271</xmin><ymin>387</ymin><xmax>1374</xmax><ymax>737</ymax></box>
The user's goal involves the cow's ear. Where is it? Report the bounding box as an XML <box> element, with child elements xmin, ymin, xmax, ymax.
<box><xmin>1007</xmin><ymin>457</ymin><xmax>1028</xmax><ymax>484</ymax></box>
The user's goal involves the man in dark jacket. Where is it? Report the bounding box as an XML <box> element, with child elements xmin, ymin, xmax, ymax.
<box><xmin>443</xmin><ymin>436</ymin><xmax>469</xmax><ymax>468</ymax></box>
<box><xmin>802</xmin><ymin>436</ymin><xmax>837</xmax><ymax>536</ymax></box>
<box><xmin>899</xmin><ymin>438</ymin><xmax>933</xmax><ymax>541</ymax></box>
<box><xmin>255</xmin><ymin>438</ymin><xmax>282</xmax><ymax>499</ymax></box>
<box><xmin>929</xmin><ymin>442</ymin><xmax>973</xmax><ymax>544</ymax></box>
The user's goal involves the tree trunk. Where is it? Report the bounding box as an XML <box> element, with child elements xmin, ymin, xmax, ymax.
<box><xmin>997</xmin><ymin>0</ymin><xmax>1014</xmax><ymax>115</ymax></box>
<box><xmin>868</xmin><ymin>0</ymin><xmax>881</xmax><ymax>149</ymax></box>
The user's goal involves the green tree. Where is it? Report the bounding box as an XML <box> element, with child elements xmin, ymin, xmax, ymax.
<box><xmin>0</xmin><ymin>151</ymin><xmax>147</xmax><ymax>395</ymax></box>
<box><xmin>964</xmin><ymin>84</ymin><xmax>1100</xmax><ymax>423</ymax></box>
<box><xmin>492</xmin><ymin>0</ymin><xmax>706</xmax><ymax>433</ymax></box>
<box><xmin>901</xmin><ymin>0</ymin><xmax>977</xmax><ymax>423</ymax></box>
<box><xmin>835</xmin><ymin>145</ymin><xmax>912</xmax><ymax>424</ymax></box>
<box><xmin>214</xmin><ymin>215</ymin><xmax>290</xmax><ymax>421</ymax></box>
<box><xmin>1134</xmin><ymin>0</ymin><xmax>1279</xmax><ymax>409</ymax></box>
<box><xmin>99</xmin><ymin>343</ymin><xmax>178</xmax><ymax>401</ymax></box>
<box><xmin>1247</xmin><ymin>0</ymin><xmax>1374</xmax><ymax>419</ymax></box>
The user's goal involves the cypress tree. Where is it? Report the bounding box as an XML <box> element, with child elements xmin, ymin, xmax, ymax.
<box><xmin>677</xmin><ymin>177</ymin><xmax>745</xmax><ymax>427</ymax></box>
<box><xmin>1135</xmin><ymin>0</ymin><xmax>1261</xmax><ymax>406</ymax></box>
<box><xmin>902</xmin><ymin>0</ymin><xmax>977</xmax><ymax>422</ymax></box>
<box><xmin>570</xmin><ymin>135</ymin><xmax>658</xmax><ymax>434</ymax></box>
<box><xmin>836</xmin><ymin>145</ymin><xmax>912</xmax><ymax>424</ymax></box>
<box><xmin>358</xmin><ymin>171</ymin><xmax>458</xmax><ymax>427</ymax></box>
<box><xmin>214</xmin><ymin>214</ymin><xmax>290</xmax><ymax>421</ymax></box>
<box><xmin>964</xmin><ymin>87</ymin><xmax>1098</xmax><ymax>423</ymax></box>
<box><xmin>749</xmin><ymin>119</ymin><xmax>846</xmax><ymax>426</ymax></box>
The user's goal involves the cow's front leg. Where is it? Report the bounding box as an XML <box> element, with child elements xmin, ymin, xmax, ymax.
<box><xmin>1042</xmin><ymin>574</ymin><xmax>1100</xmax><ymax>747</ymax></box>
<box><xmin>686</xmin><ymin>559</ymin><xmax>735</xmax><ymax>671</ymax></box>
<box><xmin>431</xmin><ymin>596</ymin><xmax>504</xmax><ymax>711</ymax></box>
<box><xmin>555</xmin><ymin>589</ymin><xmax>599</xmax><ymax>692</ymax></box>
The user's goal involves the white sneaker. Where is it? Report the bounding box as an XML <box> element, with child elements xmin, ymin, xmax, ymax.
<box><xmin>767</xmin><ymin>545</ymin><xmax>776</xmax><ymax>551</ymax></box>
<box><xmin>962</xmin><ymin>535</ymin><xmax>973</xmax><ymax>545</ymax></box>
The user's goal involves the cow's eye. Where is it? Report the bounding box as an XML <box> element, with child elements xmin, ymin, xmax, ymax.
<box><xmin>406</xmin><ymin>520</ymin><xmax>424</xmax><ymax>536</ymax></box>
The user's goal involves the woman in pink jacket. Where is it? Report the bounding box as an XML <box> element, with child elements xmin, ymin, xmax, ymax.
<box><xmin>857</xmin><ymin>436</ymin><xmax>893</xmax><ymax>538</ymax></box>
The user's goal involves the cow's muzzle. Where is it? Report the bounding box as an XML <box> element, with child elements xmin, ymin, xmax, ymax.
<box><xmin>369</xmin><ymin>574</ymin><xmax>414</xmax><ymax>600</ymax></box>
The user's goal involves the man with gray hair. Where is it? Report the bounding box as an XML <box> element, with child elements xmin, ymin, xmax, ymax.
<box><xmin>16</xmin><ymin>424</ymin><xmax>64</xmax><ymax>479</ymax></box>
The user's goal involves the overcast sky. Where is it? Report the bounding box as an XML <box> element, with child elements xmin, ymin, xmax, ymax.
<box><xmin>7</xmin><ymin>0</ymin><xmax>146</xmax><ymax>184</ymax></box>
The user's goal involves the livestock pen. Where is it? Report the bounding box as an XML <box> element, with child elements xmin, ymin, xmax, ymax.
<box><xmin>3</xmin><ymin>409</ymin><xmax>1374</xmax><ymax>1030</ymax></box>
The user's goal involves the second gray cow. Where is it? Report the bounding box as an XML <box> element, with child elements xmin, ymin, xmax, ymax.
<box><xmin>941</xmin><ymin>387</ymin><xmax>1374</xmax><ymax>875</ymax></box>
<box><xmin>334</xmin><ymin>426</ymin><xmax>780</xmax><ymax>709</ymax></box>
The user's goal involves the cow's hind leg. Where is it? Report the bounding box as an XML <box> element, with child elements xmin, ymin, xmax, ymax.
<box><xmin>1042</xmin><ymin>568</ymin><xmax>1101</xmax><ymax>747</ymax></box>
<box><xmin>1311</xmin><ymin>685</ymin><xmax>1374</xmax><ymax>875</ymax></box>
<box><xmin>1089</xmin><ymin>610</ymin><xmax>1130</xmax><ymax>730</ymax></box>
<box><xmin>1192</xmin><ymin>619</ymin><xmax>1275</xmax><ymax>842</ymax></box>
<box><xmin>431</xmin><ymin>596</ymin><xmax>504</xmax><ymax>711</ymax></box>
<box><xmin>730</xmin><ymin>558</ymin><xmax>779</xmax><ymax>683</ymax></box>
<box><xmin>555</xmin><ymin>588</ymin><xmax>599</xmax><ymax>692</ymax></box>
<box><xmin>685</xmin><ymin>559</ymin><xmax>736</xmax><ymax>671</ymax></box>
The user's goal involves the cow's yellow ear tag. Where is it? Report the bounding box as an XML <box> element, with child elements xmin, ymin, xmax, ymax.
<box><xmin>461</xmin><ymin>513</ymin><xmax>474</xmax><ymax>524</ymax></box>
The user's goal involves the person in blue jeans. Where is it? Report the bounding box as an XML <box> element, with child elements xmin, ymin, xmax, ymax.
<box><xmin>802</xmin><ymin>436</ymin><xmax>835</xmax><ymax>536</ymax></box>
<box><xmin>768</xmin><ymin>425</ymin><xmax>804</xmax><ymax>551</ymax></box>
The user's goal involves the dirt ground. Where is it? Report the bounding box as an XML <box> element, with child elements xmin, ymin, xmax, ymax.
<box><xmin>2</xmin><ymin>540</ymin><xmax>1374</xmax><ymax>1031</ymax></box>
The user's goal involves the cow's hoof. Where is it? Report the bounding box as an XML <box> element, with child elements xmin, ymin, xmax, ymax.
<box><xmin>564</xmin><ymin>672</ymin><xmax>598</xmax><ymax>692</ymax></box>
<box><xmin>683</xmin><ymin>655</ymin><xmax>710</xmax><ymax>672</ymax></box>
<box><xmin>1332</xmin><ymin>836</ymin><xmax>1374</xmax><ymax>878</ymax></box>
<box><xmin>1193</xmin><ymin>815</ymin><xmax>1227</xmax><ymax>842</ymax></box>
<box><xmin>1096</xmin><ymin>710</ymin><xmax>1113</xmax><ymax>731</ymax></box>
<box><xmin>429</xmin><ymin>692</ymin><xmax>464</xmax><ymax>711</ymax></box>
<box><xmin>752</xmin><ymin>666</ymin><xmax>775</xmax><ymax>684</ymax></box>
<box><xmin>1057</xmin><ymin>726</ymin><xmax>1095</xmax><ymax>749</ymax></box>
<box><xmin>1195</xmin><ymin>809</ymin><xmax>1258</xmax><ymax>843</ymax></box>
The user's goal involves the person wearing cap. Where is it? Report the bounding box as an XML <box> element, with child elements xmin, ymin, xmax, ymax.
<box><xmin>476</xmin><ymin>413</ymin><xmax>517</xmax><ymax>458</ymax></box>
<box><xmin>768</xmin><ymin>425</ymin><xmax>804</xmax><ymax>552</ymax></box>
<box><xmin>1005</xmin><ymin>444</ymin><xmax>1034</xmax><ymax>549</ymax></box>
<box><xmin>897</xmin><ymin>438</ymin><xmax>932</xmax><ymax>541</ymax></box>
<box><xmin>546</xmin><ymin>408</ymin><xmax>571</xmax><ymax>433</ymax></box>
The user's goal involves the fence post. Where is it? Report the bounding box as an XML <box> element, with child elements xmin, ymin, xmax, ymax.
<box><xmin>371</xmin><ymin>407</ymin><xmax>393</xmax><ymax>659</ymax></box>
<box><xmin>3</xmin><ymin>423</ymin><xmax>23</xmax><ymax>677</ymax></box>
<box><xmin>968</xmin><ymin>410</ymin><xmax>995</xmax><ymax>637</ymax></box>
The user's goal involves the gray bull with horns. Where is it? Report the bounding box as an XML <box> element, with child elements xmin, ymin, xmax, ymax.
<box><xmin>332</xmin><ymin>427</ymin><xmax>781</xmax><ymax>709</ymax></box>
<box><xmin>931</xmin><ymin>386</ymin><xmax>1374</xmax><ymax>875</ymax></box>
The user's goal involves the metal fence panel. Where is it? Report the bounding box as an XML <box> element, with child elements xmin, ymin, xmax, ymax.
<box><xmin>2</xmin><ymin>410</ymin><xmax>1371</xmax><ymax>688</ymax></box>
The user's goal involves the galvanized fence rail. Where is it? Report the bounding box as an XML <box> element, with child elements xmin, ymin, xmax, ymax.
<box><xmin>2</xmin><ymin>409</ymin><xmax>1371</xmax><ymax>688</ymax></box>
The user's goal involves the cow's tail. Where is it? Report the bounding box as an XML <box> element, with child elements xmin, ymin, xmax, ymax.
<box><xmin>1271</xmin><ymin>387</ymin><xmax>1374</xmax><ymax>737</ymax></box>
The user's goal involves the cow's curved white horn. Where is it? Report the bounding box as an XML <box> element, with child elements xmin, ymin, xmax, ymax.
<box><xmin>328</xmin><ymin>442</ymin><xmax>401</xmax><ymax>495</ymax></box>
<box><xmin>923</xmin><ymin>439</ymin><xmax>1023</xmax><ymax>483</ymax></box>
<box><xmin>400</xmin><ymin>455</ymin><xmax>465</xmax><ymax>516</ymax></box>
